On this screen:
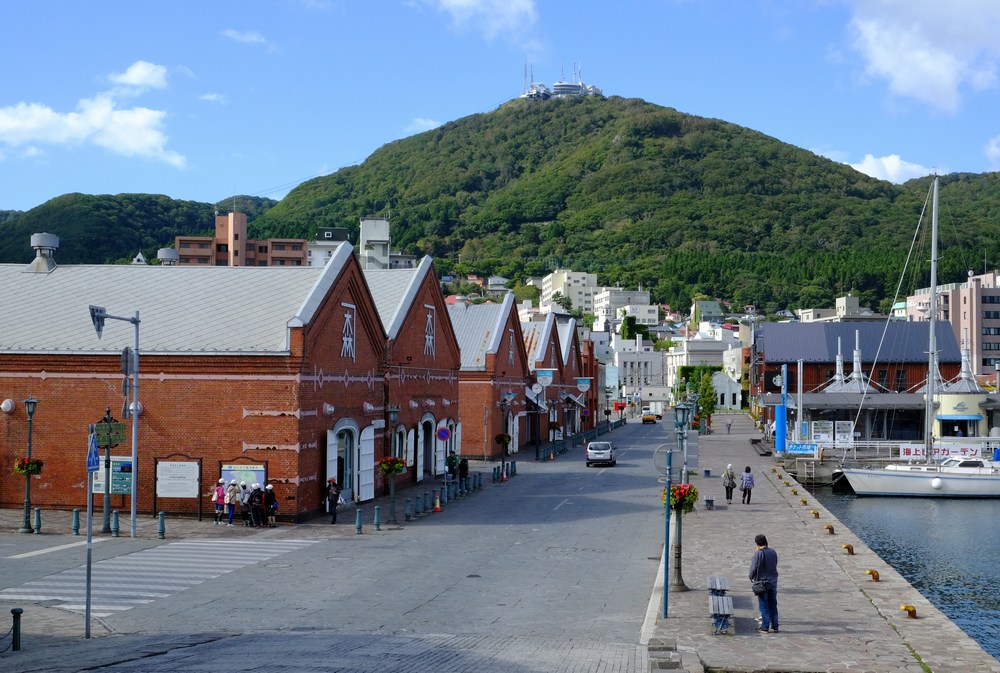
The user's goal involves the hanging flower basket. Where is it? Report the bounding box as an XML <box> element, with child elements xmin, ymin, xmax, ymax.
<box><xmin>548</xmin><ymin>421</ymin><xmax>562</xmax><ymax>432</ymax></box>
<box><xmin>377</xmin><ymin>456</ymin><xmax>406</xmax><ymax>476</ymax></box>
<box><xmin>14</xmin><ymin>457</ymin><xmax>43</xmax><ymax>476</ymax></box>
<box><xmin>662</xmin><ymin>483</ymin><xmax>699</xmax><ymax>513</ymax></box>
<box><xmin>494</xmin><ymin>433</ymin><xmax>511</xmax><ymax>446</ymax></box>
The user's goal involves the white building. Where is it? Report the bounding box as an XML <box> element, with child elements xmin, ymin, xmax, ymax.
<box><xmin>358</xmin><ymin>217</ymin><xmax>416</xmax><ymax>270</ymax></box>
<box><xmin>663</xmin><ymin>322</ymin><xmax>743</xmax><ymax>401</ymax></box>
<box><xmin>540</xmin><ymin>268</ymin><xmax>598</xmax><ymax>314</ymax></box>
<box><xmin>593</xmin><ymin>287</ymin><xmax>652</xmax><ymax>331</ymax></box>
<box><xmin>307</xmin><ymin>227</ymin><xmax>350</xmax><ymax>267</ymax></box>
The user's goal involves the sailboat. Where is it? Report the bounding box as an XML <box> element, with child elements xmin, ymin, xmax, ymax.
<box><xmin>838</xmin><ymin>176</ymin><xmax>1000</xmax><ymax>497</ymax></box>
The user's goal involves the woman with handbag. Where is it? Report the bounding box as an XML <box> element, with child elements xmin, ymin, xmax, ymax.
<box><xmin>749</xmin><ymin>533</ymin><xmax>779</xmax><ymax>633</ymax></box>
<box><xmin>327</xmin><ymin>478</ymin><xmax>343</xmax><ymax>524</ymax></box>
<box><xmin>721</xmin><ymin>464</ymin><xmax>737</xmax><ymax>504</ymax></box>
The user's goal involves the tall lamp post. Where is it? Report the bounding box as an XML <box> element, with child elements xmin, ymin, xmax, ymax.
<box><xmin>386</xmin><ymin>404</ymin><xmax>400</xmax><ymax>523</ymax></box>
<box><xmin>669</xmin><ymin>401</ymin><xmax>690</xmax><ymax>592</ymax></box>
<box><xmin>19</xmin><ymin>397</ymin><xmax>39</xmax><ymax>534</ymax></box>
<box><xmin>89</xmin><ymin>306</ymin><xmax>140</xmax><ymax>538</ymax></box>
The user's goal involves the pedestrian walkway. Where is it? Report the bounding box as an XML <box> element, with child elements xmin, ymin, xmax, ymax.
<box><xmin>648</xmin><ymin>412</ymin><xmax>1000</xmax><ymax>673</ymax></box>
<box><xmin>0</xmin><ymin>539</ymin><xmax>317</xmax><ymax>617</ymax></box>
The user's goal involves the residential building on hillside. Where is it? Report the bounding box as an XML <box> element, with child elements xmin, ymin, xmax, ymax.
<box><xmin>540</xmin><ymin>268</ymin><xmax>598</xmax><ymax>314</ymax></box>
<box><xmin>358</xmin><ymin>217</ymin><xmax>417</xmax><ymax>270</ymax></box>
<box><xmin>175</xmin><ymin>212</ymin><xmax>307</xmax><ymax>266</ymax></box>
<box><xmin>307</xmin><ymin>227</ymin><xmax>350</xmax><ymax>267</ymax></box>
<box><xmin>797</xmin><ymin>294</ymin><xmax>885</xmax><ymax>323</ymax></box>
<box><xmin>593</xmin><ymin>287</ymin><xmax>651</xmax><ymax>332</ymax></box>
<box><xmin>690</xmin><ymin>300</ymin><xmax>725</xmax><ymax>324</ymax></box>
<box><xmin>905</xmin><ymin>270</ymin><xmax>1000</xmax><ymax>376</ymax></box>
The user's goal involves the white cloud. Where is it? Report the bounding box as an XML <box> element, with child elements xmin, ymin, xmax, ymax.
<box><xmin>984</xmin><ymin>135</ymin><xmax>1000</xmax><ymax>165</ymax></box>
<box><xmin>109</xmin><ymin>61</ymin><xmax>168</xmax><ymax>90</ymax></box>
<box><xmin>405</xmin><ymin>117</ymin><xmax>442</xmax><ymax>134</ymax></box>
<box><xmin>0</xmin><ymin>63</ymin><xmax>185</xmax><ymax>169</ymax></box>
<box><xmin>199</xmin><ymin>93</ymin><xmax>228</xmax><ymax>105</ymax></box>
<box><xmin>222</xmin><ymin>28</ymin><xmax>269</xmax><ymax>46</ymax></box>
<box><xmin>845</xmin><ymin>0</ymin><xmax>1000</xmax><ymax>113</ymax></box>
<box><xmin>849</xmin><ymin>153</ymin><xmax>933</xmax><ymax>182</ymax></box>
<box><xmin>427</xmin><ymin>0</ymin><xmax>537</xmax><ymax>41</ymax></box>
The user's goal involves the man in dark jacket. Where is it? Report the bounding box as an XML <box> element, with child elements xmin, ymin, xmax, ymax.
<box><xmin>749</xmin><ymin>533</ymin><xmax>779</xmax><ymax>633</ymax></box>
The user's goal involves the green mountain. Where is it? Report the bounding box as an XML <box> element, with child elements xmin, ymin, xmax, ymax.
<box><xmin>251</xmin><ymin>95</ymin><xmax>1000</xmax><ymax>313</ymax></box>
<box><xmin>0</xmin><ymin>194</ymin><xmax>277</xmax><ymax>265</ymax></box>
<box><xmin>3</xmin><ymin>95</ymin><xmax>998</xmax><ymax>313</ymax></box>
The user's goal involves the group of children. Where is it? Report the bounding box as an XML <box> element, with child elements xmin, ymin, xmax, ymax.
<box><xmin>210</xmin><ymin>478</ymin><xmax>278</xmax><ymax>528</ymax></box>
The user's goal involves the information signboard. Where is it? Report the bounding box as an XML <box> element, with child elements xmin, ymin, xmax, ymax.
<box><xmin>156</xmin><ymin>461</ymin><xmax>200</xmax><ymax>498</ymax></box>
<box><xmin>787</xmin><ymin>442</ymin><xmax>818</xmax><ymax>456</ymax></box>
<box><xmin>90</xmin><ymin>456</ymin><xmax>133</xmax><ymax>495</ymax></box>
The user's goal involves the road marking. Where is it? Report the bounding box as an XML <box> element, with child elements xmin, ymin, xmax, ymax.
<box><xmin>553</xmin><ymin>498</ymin><xmax>570</xmax><ymax>510</ymax></box>
<box><xmin>7</xmin><ymin>538</ymin><xmax>108</xmax><ymax>559</ymax></box>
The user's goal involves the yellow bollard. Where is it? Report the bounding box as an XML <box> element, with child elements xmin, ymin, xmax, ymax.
<box><xmin>810</xmin><ymin>510</ymin><xmax>820</xmax><ymax>518</ymax></box>
<box><xmin>842</xmin><ymin>544</ymin><xmax>854</xmax><ymax>555</ymax></box>
<box><xmin>866</xmin><ymin>569</ymin><xmax>880</xmax><ymax>582</ymax></box>
<box><xmin>824</xmin><ymin>524</ymin><xmax>835</xmax><ymax>534</ymax></box>
<box><xmin>799</xmin><ymin>498</ymin><xmax>808</xmax><ymax>505</ymax></box>
<box><xmin>900</xmin><ymin>604</ymin><xmax>917</xmax><ymax>618</ymax></box>
<box><xmin>790</xmin><ymin>488</ymin><xmax>798</xmax><ymax>495</ymax></box>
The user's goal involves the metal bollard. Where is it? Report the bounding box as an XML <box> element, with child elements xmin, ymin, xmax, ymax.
<box><xmin>33</xmin><ymin>507</ymin><xmax>41</xmax><ymax>534</ymax></box>
<box><xmin>475</xmin><ymin>473</ymin><xmax>481</xmax><ymax>491</ymax></box>
<box><xmin>157</xmin><ymin>512</ymin><xmax>166</xmax><ymax>539</ymax></box>
<box><xmin>441</xmin><ymin>483</ymin><xmax>448</xmax><ymax>505</ymax></box>
<box><xmin>374</xmin><ymin>505</ymin><xmax>381</xmax><ymax>531</ymax></box>
<box><xmin>414</xmin><ymin>494</ymin><xmax>423</xmax><ymax>517</ymax></box>
<box><xmin>72</xmin><ymin>509</ymin><xmax>80</xmax><ymax>536</ymax></box>
<box><xmin>355</xmin><ymin>508</ymin><xmax>363</xmax><ymax>535</ymax></box>
<box><xmin>511</xmin><ymin>461</ymin><xmax>517</xmax><ymax>476</ymax></box>
<box><xmin>11</xmin><ymin>608</ymin><xmax>23</xmax><ymax>651</ymax></box>
<box><xmin>111</xmin><ymin>510</ymin><xmax>120</xmax><ymax>537</ymax></box>
<box><xmin>423</xmin><ymin>492</ymin><xmax>431</xmax><ymax>512</ymax></box>
<box><xmin>405</xmin><ymin>498</ymin><xmax>413</xmax><ymax>522</ymax></box>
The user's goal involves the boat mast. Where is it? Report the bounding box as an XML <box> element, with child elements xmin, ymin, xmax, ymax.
<box><xmin>925</xmin><ymin>176</ymin><xmax>939</xmax><ymax>461</ymax></box>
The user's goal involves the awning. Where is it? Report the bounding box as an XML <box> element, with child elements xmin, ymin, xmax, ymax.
<box><xmin>525</xmin><ymin>386</ymin><xmax>548</xmax><ymax>412</ymax></box>
<box><xmin>564</xmin><ymin>393</ymin><xmax>587</xmax><ymax>408</ymax></box>
<box><xmin>936</xmin><ymin>415</ymin><xmax>983</xmax><ymax>421</ymax></box>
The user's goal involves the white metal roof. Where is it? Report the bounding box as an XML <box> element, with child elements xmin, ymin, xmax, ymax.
<box><xmin>0</xmin><ymin>243</ymin><xmax>354</xmax><ymax>355</ymax></box>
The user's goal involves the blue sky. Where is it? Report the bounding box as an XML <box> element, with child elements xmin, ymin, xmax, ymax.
<box><xmin>4</xmin><ymin>0</ymin><xmax>1000</xmax><ymax>212</ymax></box>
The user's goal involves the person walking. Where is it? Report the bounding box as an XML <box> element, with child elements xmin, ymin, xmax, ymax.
<box><xmin>327</xmin><ymin>478</ymin><xmax>342</xmax><ymax>524</ymax></box>
<box><xmin>725</xmin><ymin>421</ymin><xmax>732</xmax><ymax>435</ymax></box>
<box><xmin>264</xmin><ymin>484</ymin><xmax>278</xmax><ymax>527</ymax></box>
<box><xmin>211</xmin><ymin>479</ymin><xmax>226</xmax><ymax>525</ymax></box>
<box><xmin>740</xmin><ymin>466</ymin><xmax>755</xmax><ymax>504</ymax></box>
<box><xmin>722</xmin><ymin>464</ymin><xmax>738</xmax><ymax>504</ymax></box>
<box><xmin>749</xmin><ymin>533</ymin><xmax>779</xmax><ymax>633</ymax></box>
<box><xmin>225</xmin><ymin>479</ymin><xmax>241</xmax><ymax>526</ymax></box>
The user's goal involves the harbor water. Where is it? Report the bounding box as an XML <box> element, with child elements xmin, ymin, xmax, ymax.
<box><xmin>814</xmin><ymin>488</ymin><xmax>1000</xmax><ymax>660</ymax></box>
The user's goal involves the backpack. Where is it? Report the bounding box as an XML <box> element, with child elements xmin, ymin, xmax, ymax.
<box><xmin>250</xmin><ymin>490</ymin><xmax>263</xmax><ymax>506</ymax></box>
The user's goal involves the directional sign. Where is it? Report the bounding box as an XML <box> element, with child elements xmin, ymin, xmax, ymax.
<box><xmin>94</xmin><ymin>422</ymin><xmax>127</xmax><ymax>445</ymax></box>
<box><xmin>86</xmin><ymin>433</ymin><xmax>100</xmax><ymax>473</ymax></box>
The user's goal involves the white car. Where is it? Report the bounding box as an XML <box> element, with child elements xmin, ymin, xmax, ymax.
<box><xmin>586</xmin><ymin>441</ymin><xmax>617</xmax><ymax>467</ymax></box>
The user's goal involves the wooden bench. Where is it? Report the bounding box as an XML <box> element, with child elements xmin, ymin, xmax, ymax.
<box><xmin>707</xmin><ymin>576</ymin><xmax>733</xmax><ymax>634</ymax></box>
<box><xmin>749</xmin><ymin>438</ymin><xmax>772</xmax><ymax>456</ymax></box>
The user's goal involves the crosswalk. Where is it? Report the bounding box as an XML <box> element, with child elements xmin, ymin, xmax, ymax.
<box><xmin>0</xmin><ymin>539</ymin><xmax>318</xmax><ymax>617</ymax></box>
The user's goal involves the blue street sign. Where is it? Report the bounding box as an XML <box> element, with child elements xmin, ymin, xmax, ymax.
<box><xmin>86</xmin><ymin>433</ymin><xmax>100</xmax><ymax>473</ymax></box>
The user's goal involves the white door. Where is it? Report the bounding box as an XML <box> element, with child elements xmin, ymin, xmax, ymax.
<box><xmin>359</xmin><ymin>426</ymin><xmax>375</xmax><ymax>501</ymax></box>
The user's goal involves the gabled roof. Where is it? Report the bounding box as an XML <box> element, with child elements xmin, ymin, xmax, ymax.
<box><xmin>522</xmin><ymin>312</ymin><xmax>557</xmax><ymax>371</ymax></box>
<box><xmin>1</xmin><ymin>242</ymin><xmax>355</xmax><ymax>355</ymax></box>
<box><xmin>757</xmin><ymin>321</ymin><xmax>961</xmax><ymax>364</ymax></box>
<box><xmin>362</xmin><ymin>256</ymin><xmax>431</xmax><ymax>339</ymax></box>
<box><xmin>556</xmin><ymin>318</ymin><xmax>578</xmax><ymax>366</ymax></box>
<box><xmin>446</xmin><ymin>293</ymin><xmax>513</xmax><ymax>370</ymax></box>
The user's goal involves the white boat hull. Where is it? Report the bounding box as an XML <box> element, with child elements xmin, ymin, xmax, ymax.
<box><xmin>840</xmin><ymin>465</ymin><xmax>1000</xmax><ymax>498</ymax></box>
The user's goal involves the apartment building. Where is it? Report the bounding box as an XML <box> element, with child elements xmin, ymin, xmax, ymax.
<box><xmin>540</xmin><ymin>269</ymin><xmax>598</xmax><ymax>314</ymax></box>
<box><xmin>906</xmin><ymin>270</ymin><xmax>1000</xmax><ymax>376</ymax></box>
<box><xmin>175</xmin><ymin>212</ymin><xmax>307</xmax><ymax>266</ymax></box>
<box><xmin>593</xmin><ymin>287</ymin><xmax>653</xmax><ymax>331</ymax></box>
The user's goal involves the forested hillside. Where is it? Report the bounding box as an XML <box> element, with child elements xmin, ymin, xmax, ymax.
<box><xmin>3</xmin><ymin>95</ymin><xmax>999</xmax><ymax>313</ymax></box>
<box><xmin>0</xmin><ymin>194</ymin><xmax>277</xmax><ymax>265</ymax></box>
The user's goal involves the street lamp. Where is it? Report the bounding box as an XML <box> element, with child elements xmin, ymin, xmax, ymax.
<box><xmin>19</xmin><ymin>397</ymin><xmax>38</xmax><ymax>534</ymax></box>
<box><xmin>387</xmin><ymin>404</ymin><xmax>401</xmax><ymax>523</ymax></box>
<box><xmin>669</xmin><ymin>401</ymin><xmax>690</xmax><ymax>592</ymax></box>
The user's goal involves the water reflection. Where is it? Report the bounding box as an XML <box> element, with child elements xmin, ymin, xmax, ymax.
<box><xmin>814</xmin><ymin>490</ymin><xmax>1000</xmax><ymax>660</ymax></box>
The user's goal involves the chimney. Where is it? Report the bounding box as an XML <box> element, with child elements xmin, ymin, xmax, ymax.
<box><xmin>23</xmin><ymin>233</ymin><xmax>59</xmax><ymax>273</ymax></box>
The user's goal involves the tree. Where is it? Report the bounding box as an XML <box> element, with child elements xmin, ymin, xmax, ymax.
<box><xmin>551</xmin><ymin>291</ymin><xmax>573</xmax><ymax>312</ymax></box>
<box><xmin>654</xmin><ymin>338</ymin><xmax>674</xmax><ymax>351</ymax></box>
<box><xmin>697</xmin><ymin>371</ymin><xmax>718</xmax><ymax>430</ymax></box>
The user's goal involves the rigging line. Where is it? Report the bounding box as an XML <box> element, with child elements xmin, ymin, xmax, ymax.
<box><xmin>852</xmin><ymin>182</ymin><xmax>934</xmax><ymax>432</ymax></box>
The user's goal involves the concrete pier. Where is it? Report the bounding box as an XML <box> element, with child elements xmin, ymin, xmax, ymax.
<box><xmin>649</xmin><ymin>412</ymin><xmax>1000</xmax><ymax>673</ymax></box>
